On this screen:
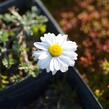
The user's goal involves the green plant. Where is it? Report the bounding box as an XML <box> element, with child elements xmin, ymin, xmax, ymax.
<box><xmin>0</xmin><ymin>6</ymin><xmax>47</xmax><ymax>90</ymax></box>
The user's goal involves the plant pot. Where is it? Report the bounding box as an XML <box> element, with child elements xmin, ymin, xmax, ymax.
<box><xmin>0</xmin><ymin>0</ymin><xmax>103</xmax><ymax>109</ymax></box>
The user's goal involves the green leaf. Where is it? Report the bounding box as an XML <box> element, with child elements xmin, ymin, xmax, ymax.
<box><xmin>0</xmin><ymin>31</ymin><xmax>9</xmax><ymax>43</ymax></box>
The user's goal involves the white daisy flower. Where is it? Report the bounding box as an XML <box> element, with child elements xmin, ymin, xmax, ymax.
<box><xmin>33</xmin><ymin>33</ymin><xmax>78</xmax><ymax>75</ymax></box>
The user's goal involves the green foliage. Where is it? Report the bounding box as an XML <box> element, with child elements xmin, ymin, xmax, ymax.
<box><xmin>0</xmin><ymin>13</ymin><xmax>18</xmax><ymax>23</ymax></box>
<box><xmin>101</xmin><ymin>60</ymin><xmax>109</xmax><ymax>75</ymax></box>
<box><xmin>9</xmin><ymin>6</ymin><xmax>48</xmax><ymax>36</ymax></box>
<box><xmin>0</xmin><ymin>6</ymin><xmax>47</xmax><ymax>90</ymax></box>
<box><xmin>19</xmin><ymin>63</ymin><xmax>40</xmax><ymax>77</ymax></box>
<box><xmin>0</xmin><ymin>30</ymin><xmax>9</xmax><ymax>43</ymax></box>
<box><xmin>12</xmin><ymin>40</ymin><xmax>20</xmax><ymax>54</ymax></box>
<box><xmin>2</xmin><ymin>54</ymin><xmax>15</xmax><ymax>68</ymax></box>
<box><xmin>0</xmin><ymin>75</ymin><xmax>9</xmax><ymax>90</ymax></box>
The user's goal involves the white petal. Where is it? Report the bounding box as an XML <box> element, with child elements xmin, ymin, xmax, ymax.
<box><xmin>34</xmin><ymin>42</ymin><xmax>48</xmax><ymax>50</ymax></box>
<box><xmin>56</xmin><ymin>34</ymin><xmax>68</xmax><ymax>45</ymax></box>
<box><xmin>46</xmin><ymin>66</ymin><xmax>50</xmax><ymax>72</ymax></box>
<box><xmin>59</xmin><ymin>55</ymin><xmax>70</xmax><ymax>65</ymax></box>
<box><xmin>62</xmin><ymin>41</ymin><xmax>77</xmax><ymax>51</ymax></box>
<box><xmin>70</xmin><ymin>61</ymin><xmax>75</xmax><ymax>66</ymax></box>
<box><xmin>33</xmin><ymin>51</ymin><xmax>44</xmax><ymax>59</ymax></box>
<box><xmin>50</xmin><ymin>58</ymin><xmax>55</xmax><ymax>71</ymax></box>
<box><xmin>53</xmin><ymin>58</ymin><xmax>60</xmax><ymax>70</ymax></box>
<box><xmin>38</xmin><ymin>56</ymin><xmax>51</xmax><ymax>69</ymax></box>
<box><xmin>61</xmin><ymin>65</ymin><xmax>68</xmax><ymax>72</ymax></box>
<box><xmin>63</xmin><ymin>51</ymin><xmax>78</xmax><ymax>60</ymax></box>
<box><xmin>59</xmin><ymin>55</ymin><xmax>75</xmax><ymax>66</ymax></box>
<box><xmin>52</xmin><ymin>70</ymin><xmax>57</xmax><ymax>75</ymax></box>
<box><xmin>57</xmin><ymin>57</ymin><xmax>68</xmax><ymax>72</ymax></box>
<box><xmin>41</xmin><ymin>33</ymin><xmax>56</xmax><ymax>45</ymax></box>
<box><xmin>38</xmin><ymin>52</ymin><xmax>49</xmax><ymax>60</ymax></box>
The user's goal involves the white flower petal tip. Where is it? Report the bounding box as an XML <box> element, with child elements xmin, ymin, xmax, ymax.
<box><xmin>33</xmin><ymin>33</ymin><xmax>78</xmax><ymax>75</ymax></box>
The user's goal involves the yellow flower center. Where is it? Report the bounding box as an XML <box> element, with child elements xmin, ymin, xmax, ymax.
<box><xmin>48</xmin><ymin>44</ymin><xmax>63</xmax><ymax>57</ymax></box>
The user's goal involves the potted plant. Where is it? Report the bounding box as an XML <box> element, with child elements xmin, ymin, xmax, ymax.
<box><xmin>0</xmin><ymin>0</ymin><xmax>103</xmax><ymax>109</ymax></box>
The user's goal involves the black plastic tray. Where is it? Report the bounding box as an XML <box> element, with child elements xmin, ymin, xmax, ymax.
<box><xmin>0</xmin><ymin>0</ymin><xmax>103</xmax><ymax>109</ymax></box>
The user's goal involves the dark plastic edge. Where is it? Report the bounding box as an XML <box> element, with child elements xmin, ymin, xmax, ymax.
<box><xmin>0</xmin><ymin>71</ymin><xmax>53</xmax><ymax>109</ymax></box>
<box><xmin>67</xmin><ymin>67</ymin><xmax>103</xmax><ymax>109</ymax></box>
<box><xmin>0</xmin><ymin>0</ymin><xmax>30</xmax><ymax>13</ymax></box>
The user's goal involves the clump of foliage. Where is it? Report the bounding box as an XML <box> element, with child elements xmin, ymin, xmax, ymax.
<box><xmin>0</xmin><ymin>6</ymin><xmax>48</xmax><ymax>90</ymax></box>
<box><xmin>42</xmin><ymin>0</ymin><xmax>109</xmax><ymax>108</ymax></box>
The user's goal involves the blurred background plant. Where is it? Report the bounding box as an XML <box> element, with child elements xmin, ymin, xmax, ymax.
<box><xmin>42</xmin><ymin>0</ymin><xmax>109</xmax><ymax>108</ymax></box>
<box><xmin>0</xmin><ymin>6</ymin><xmax>47</xmax><ymax>90</ymax></box>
